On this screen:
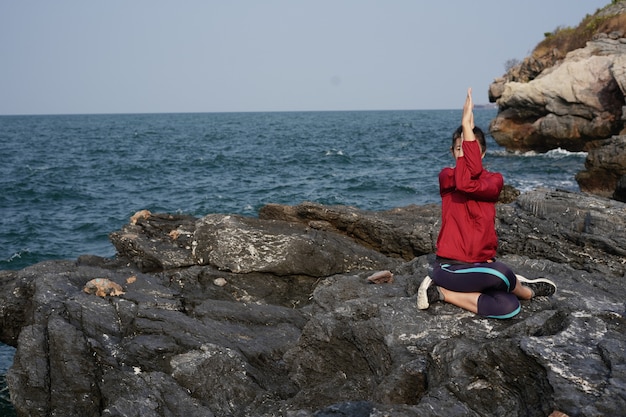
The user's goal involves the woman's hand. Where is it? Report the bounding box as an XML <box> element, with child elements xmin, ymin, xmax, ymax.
<box><xmin>461</xmin><ymin>88</ymin><xmax>476</xmax><ymax>142</ymax></box>
<box><xmin>463</xmin><ymin>88</ymin><xmax>473</xmax><ymax>115</ymax></box>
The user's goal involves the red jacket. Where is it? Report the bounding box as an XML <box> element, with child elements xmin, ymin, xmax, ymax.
<box><xmin>436</xmin><ymin>140</ymin><xmax>503</xmax><ymax>263</ymax></box>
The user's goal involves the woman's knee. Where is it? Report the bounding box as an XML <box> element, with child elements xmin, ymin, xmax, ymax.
<box><xmin>477</xmin><ymin>292</ymin><xmax>520</xmax><ymax>319</ymax></box>
<box><xmin>488</xmin><ymin>261</ymin><xmax>518</xmax><ymax>291</ymax></box>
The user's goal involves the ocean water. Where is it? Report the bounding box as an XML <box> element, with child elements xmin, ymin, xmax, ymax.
<box><xmin>0</xmin><ymin>109</ymin><xmax>586</xmax><ymax>413</ymax></box>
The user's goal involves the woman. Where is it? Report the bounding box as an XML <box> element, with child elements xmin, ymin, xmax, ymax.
<box><xmin>417</xmin><ymin>88</ymin><xmax>556</xmax><ymax>319</ymax></box>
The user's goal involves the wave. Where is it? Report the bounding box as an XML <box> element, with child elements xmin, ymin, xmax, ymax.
<box><xmin>511</xmin><ymin>178</ymin><xmax>580</xmax><ymax>193</ymax></box>
<box><xmin>545</xmin><ymin>148</ymin><xmax>588</xmax><ymax>158</ymax></box>
<box><xmin>489</xmin><ymin>147</ymin><xmax>587</xmax><ymax>158</ymax></box>
<box><xmin>3</xmin><ymin>249</ymin><xmax>29</xmax><ymax>263</ymax></box>
<box><xmin>25</xmin><ymin>164</ymin><xmax>53</xmax><ymax>172</ymax></box>
<box><xmin>0</xmin><ymin>249</ymin><xmax>34</xmax><ymax>271</ymax></box>
<box><xmin>324</xmin><ymin>149</ymin><xmax>344</xmax><ymax>156</ymax></box>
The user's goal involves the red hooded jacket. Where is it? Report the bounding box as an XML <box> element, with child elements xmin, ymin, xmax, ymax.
<box><xmin>436</xmin><ymin>140</ymin><xmax>503</xmax><ymax>263</ymax></box>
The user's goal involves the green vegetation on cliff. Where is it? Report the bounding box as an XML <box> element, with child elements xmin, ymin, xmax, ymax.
<box><xmin>504</xmin><ymin>1</ymin><xmax>626</xmax><ymax>83</ymax></box>
<box><xmin>535</xmin><ymin>0</ymin><xmax>626</xmax><ymax>60</ymax></box>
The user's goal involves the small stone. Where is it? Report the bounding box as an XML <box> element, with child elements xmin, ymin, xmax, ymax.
<box><xmin>83</xmin><ymin>278</ymin><xmax>125</xmax><ymax>297</ymax></box>
<box><xmin>214</xmin><ymin>277</ymin><xmax>228</xmax><ymax>287</ymax></box>
<box><xmin>367</xmin><ymin>270</ymin><xmax>394</xmax><ymax>284</ymax></box>
<box><xmin>130</xmin><ymin>209</ymin><xmax>151</xmax><ymax>225</ymax></box>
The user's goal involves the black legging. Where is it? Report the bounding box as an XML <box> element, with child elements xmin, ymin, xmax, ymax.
<box><xmin>432</xmin><ymin>260</ymin><xmax>521</xmax><ymax>319</ymax></box>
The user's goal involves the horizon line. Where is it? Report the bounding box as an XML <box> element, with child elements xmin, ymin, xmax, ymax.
<box><xmin>0</xmin><ymin>105</ymin><xmax>498</xmax><ymax>117</ymax></box>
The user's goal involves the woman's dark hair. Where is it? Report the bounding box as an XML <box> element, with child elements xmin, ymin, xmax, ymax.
<box><xmin>452</xmin><ymin>125</ymin><xmax>487</xmax><ymax>153</ymax></box>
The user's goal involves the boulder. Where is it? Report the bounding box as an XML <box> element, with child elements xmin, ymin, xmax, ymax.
<box><xmin>487</xmin><ymin>3</ymin><xmax>626</xmax><ymax>201</ymax></box>
<box><xmin>489</xmin><ymin>36</ymin><xmax>626</xmax><ymax>153</ymax></box>
<box><xmin>488</xmin><ymin>31</ymin><xmax>626</xmax><ymax>201</ymax></box>
<box><xmin>110</xmin><ymin>212</ymin><xmax>398</xmax><ymax>275</ymax></box>
<box><xmin>258</xmin><ymin>202</ymin><xmax>440</xmax><ymax>261</ymax></box>
<box><xmin>1</xmin><ymin>189</ymin><xmax>626</xmax><ymax>417</ymax></box>
<box><xmin>575</xmin><ymin>135</ymin><xmax>626</xmax><ymax>199</ymax></box>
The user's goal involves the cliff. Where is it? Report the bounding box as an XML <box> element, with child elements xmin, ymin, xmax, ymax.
<box><xmin>1</xmin><ymin>191</ymin><xmax>625</xmax><ymax>417</ymax></box>
<box><xmin>488</xmin><ymin>1</ymin><xmax>626</xmax><ymax>200</ymax></box>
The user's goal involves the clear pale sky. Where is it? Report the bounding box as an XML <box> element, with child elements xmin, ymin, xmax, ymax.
<box><xmin>0</xmin><ymin>1</ymin><xmax>610</xmax><ymax>115</ymax></box>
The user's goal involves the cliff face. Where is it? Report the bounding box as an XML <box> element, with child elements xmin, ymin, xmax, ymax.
<box><xmin>489</xmin><ymin>35</ymin><xmax>626</xmax><ymax>152</ymax></box>
<box><xmin>488</xmin><ymin>2</ymin><xmax>626</xmax><ymax>200</ymax></box>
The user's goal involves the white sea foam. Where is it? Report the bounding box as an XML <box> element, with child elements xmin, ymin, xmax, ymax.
<box><xmin>4</xmin><ymin>250</ymin><xmax>29</xmax><ymax>263</ymax></box>
<box><xmin>514</xmin><ymin>179</ymin><xmax>580</xmax><ymax>193</ymax></box>
<box><xmin>544</xmin><ymin>148</ymin><xmax>587</xmax><ymax>158</ymax></box>
<box><xmin>489</xmin><ymin>148</ymin><xmax>587</xmax><ymax>158</ymax></box>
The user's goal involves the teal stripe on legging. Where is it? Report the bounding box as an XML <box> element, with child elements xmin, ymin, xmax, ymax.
<box><xmin>441</xmin><ymin>264</ymin><xmax>512</xmax><ymax>292</ymax></box>
<box><xmin>487</xmin><ymin>304</ymin><xmax>521</xmax><ymax>319</ymax></box>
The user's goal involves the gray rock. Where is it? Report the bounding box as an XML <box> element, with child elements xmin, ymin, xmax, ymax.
<box><xmin>110</xmin><ymin>212</ymin><xmax>398</xmax><ymax>275</ymax></box>
<box><xmin>576</xmin><ymin>135</ymin><xmax>626</xmax><ymax>199</ymax></box>
<box><xmin>497</xmin><ymin>188</ymin><xmax>626</xmax><ymax>276</ymax></box>
<box><xmin>2</xmin><ymin>189</ymin><xmax>626</xmax><ymax>417</ymax></box>
<box><xmin>258</xmin><ymin>202</ymin><xmax>441</xmax><ymax>260</ymax></box>
<box><xmin>261</xmin><ymin>191</ymin><xmax>626</xmax><ymax>277</ymax></box>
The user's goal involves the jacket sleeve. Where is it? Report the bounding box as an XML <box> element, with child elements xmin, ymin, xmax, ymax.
<box><xmin>462</xmin><ymin>140</ymin><xmax>484</xmax><ymax>178</ymax></box>
<box><xmin>454</xmin><ymin>141</ymin><xmax>503</xmax><ymax>201</ymax></box>
<box><xmin>438</xmin><ymin>167</ymin><xmax>456</xmax><ymax>194</ymax></box>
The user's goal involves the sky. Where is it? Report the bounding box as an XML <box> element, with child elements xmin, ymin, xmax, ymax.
<box><xmin>0</xmin><ymin>1</ymin><xmax>611</xmax><ymax>115</ymax></box>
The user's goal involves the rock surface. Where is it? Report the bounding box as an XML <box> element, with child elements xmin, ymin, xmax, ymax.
<box><xmin>1</xmin><ymin>190</ymin><xmax>626</xmax><ymax>417</ymax></box>
<box><xmin>575</xmin><ymin>135</ymin><xmax>626</xmax><ymax>200</ymax></box>
<box><xmin>487</xmin><ymin>2</ymin><xmax>626</xmax><ymax>200</ymax></box>
<box><xmin>489</xmin><ymin>35</ymin><xmax>626</xmax><ymax>199</ymax></box>
<box><xmin>489</xmin><ymin>35</ymin><xmax>626</xmax><ymax>153</ymax></box>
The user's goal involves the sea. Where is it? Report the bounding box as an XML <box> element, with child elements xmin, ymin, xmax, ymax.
<box><xmin>0</xmin><ymin>109</ymin><xmax>586</xmax><ymax>413</ymax></box>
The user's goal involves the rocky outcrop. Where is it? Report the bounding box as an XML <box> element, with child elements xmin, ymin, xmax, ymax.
<box><xmin>487</xmin><ymin>3</ymin><xmax>626</xmax><ymax>200</ymax></box>
<box><xmin>109</xmin><ymin>212</ymin><xmax>398</xmax><ymax>274</ymax></box>
<box><xmin>576</xmin><ymin>134</ymin><xmax>626</xmax><ymax>200</ymax></box>
<box><xmin>1</xmin><ymin>192</ymin><xmax>625</xmax><ymax>417</ymax></box>
<box><xmin>489</xmin><ymin>1</ymin><xmax>626</xmax><ymax>201</ymax></box>
<box><xmin>489</xmin><ymin>35</ymin><xmax>626</xmax><ymax>153</ymax></box>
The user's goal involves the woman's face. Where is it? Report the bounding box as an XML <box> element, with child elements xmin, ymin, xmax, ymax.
<box><xmin>451</xmin><ymin>136</ymin><xmax>463</xmax><ymax>160</ymax></box>
<box><xmin>451</xmin><ymin>134</ymin><xmax>486</xmax><ymax>160</ymax></box>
